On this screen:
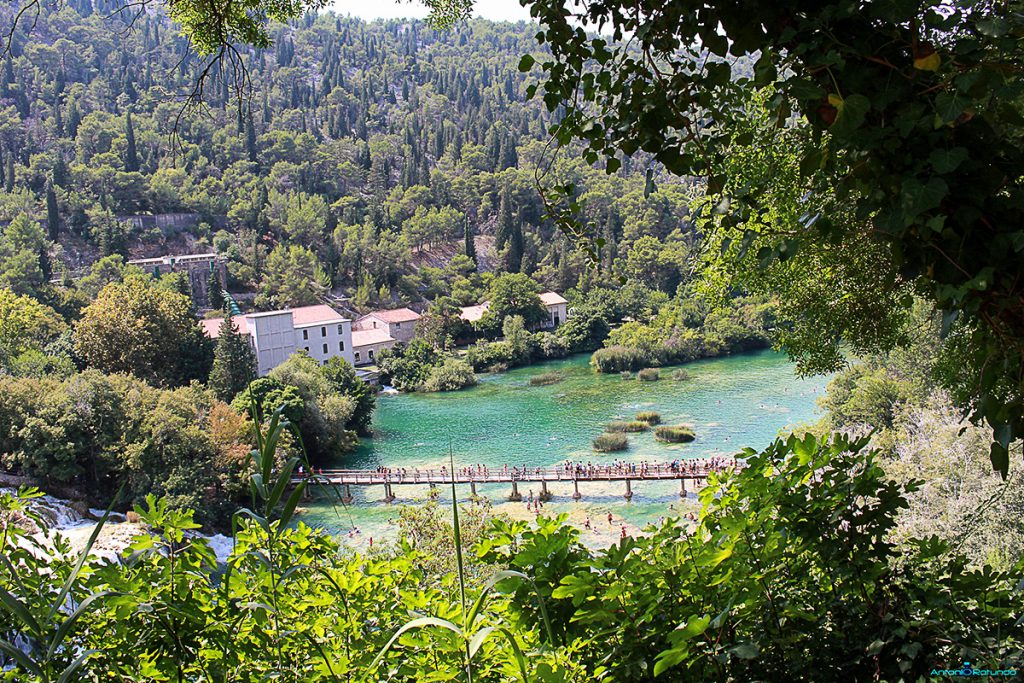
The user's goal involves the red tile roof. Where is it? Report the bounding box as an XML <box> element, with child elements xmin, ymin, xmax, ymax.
<box><xmin>200</xmin><ymin>305</ymin><xmax>346</xmax><ymax>339</ymax></box>
<box><xmin>539</xmin><ymin>291</ymin><xmax>568</xmax><ymax>306</ymax></box>
<box><xmin>201</xmin><ymin>315</ymin><xmax>248</xmax><ymax>339</ymax></box>
<box><xmin>363</xmin><ymin>307</ymin><xmax>421</xmax><ymax>323</ymax></box>
<box><xmin>290</xmin><ymin>304</ymin><xmax>347</xmax><ymax>327</ymax></box>
<box><xmin>352</xmin><ymin>328</ymin><xmax>395</xmax><ymax>347</ymax></box>
<box><xmin>459</xmin><ymin>302</ymin><xmax>490</xmax><ymax>322</ymax></box>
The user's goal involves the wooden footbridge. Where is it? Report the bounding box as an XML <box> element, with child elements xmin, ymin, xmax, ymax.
<box><xmin>294</xmin><ymin>462</ymin><xmax>728</xmax><ymax>503</ymax></box>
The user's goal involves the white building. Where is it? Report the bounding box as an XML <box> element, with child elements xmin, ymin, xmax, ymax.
<box><xmin>459</xmin><ymin>291</ymin><xmax>569</xmax><ymax>330</ymax></box>
<box><xmin>350</xmin><ymin>307</ymin><xmax>422</xmax><ymax>366</ymax></box>
<box><xmin>353</xmin><ymin>307</ymin><xmax>421</xmax><ymax>344</ymax></box>
<box><xmin>201</xmin><ymin>304</ymin><xmax>354</xmax><ymax>376</ymax></box>
<box><xmin>538</xmin><ymin>292</ymin><xmax>569</xmax><ymax>328</ymax></box>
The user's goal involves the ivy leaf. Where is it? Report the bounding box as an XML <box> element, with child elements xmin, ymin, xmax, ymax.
<box><xmin>730</xmin><ymin>642</ymin><xmax>759</xmax><ymax>659</ymax></box>
<box><xmin>929</xmin><ymin>147</ymin><xmax>968</xmax><ymax>173</ymax></box>
<box><xmin>829</xmin><ymin>94</ymin><xmax>871</xmax><ymax>136</ymax></box>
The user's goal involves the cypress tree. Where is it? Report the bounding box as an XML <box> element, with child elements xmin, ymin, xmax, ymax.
<box><xmin>245</xmin><ymin>112</ymin><xmax>258</xmax><ymax>164</ymax></box>
<box><xmin>4</xmin><ymin>154</ymin><xmax>13</xmax><ymax>193</ymax></box>
<box><xmin>52</xmin><ymin>152</ymin><xmax>67</xmax><ymax>187</ymax></box>
<box><xmin>124</xmin><ymin>111</ymin><xmax>139</xmax><ymax>172</ymax></box>
<box><xmin>208</xmin><ymin>317</ymin><xmax>257</xmax><ymax>402</ymax></box>
<box><xmin>464</xmin><ymin>216</ymin><xmax>476</xmax><ymax>265</ymax></box>
<box><xmin>67</xmin><ymin>101</ymin><xmax>81</xmax><ymax>138</ymax></box>
<box><xmin>507</xmin><ymin>222</ymin><xmax>524</xmax><ymax>273</ymax></box>
<box><xmin>45</xmin><ymin>181</ymin><xmax>59</xmax><ymax>240</ymax></box>
<box><xmin>208</xmin><ymin>270</ymin><xmax>225</xmax><ymax>310</ymax></box>
<box><xmin>496</xmin><ymin>188</ymin><xmax>513</xmax><ymax>249</ymax></box>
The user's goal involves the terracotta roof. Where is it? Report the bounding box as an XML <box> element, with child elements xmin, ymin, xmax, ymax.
<box><xmin>539</xmin><ymin>291</ymin><xmax>568</xmax><ymax>306</ymax></box>
<box><xmin>459</xmin><ymin>302</ymin><xmax>490</xmax><ymax>322</ymax></box>
<box><xmin>201</xmin><ymin>305</ymin><xmax>346</xmax><ymax>338</ymax></box>
<box><xmin>352</xmin><ymin>328</ymin><xmax>395</xmax><ymax>347</ymax></box>
<box><xmin>289</xmin><ymin>304</ymin><xmax>347</xmax><ymax>327</ymax></box>
<box><xmin>201</xmin><ymin>315</ymin><xmax>248</xmax><ymax>339</ymax></box>
<box><xmin>364</xmin><ymin>307</ymin><xmax>421</xmax><ymax>323</ymax></box>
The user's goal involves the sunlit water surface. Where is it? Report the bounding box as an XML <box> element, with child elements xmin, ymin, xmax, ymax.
<box><xmin>297</xmin><ymin>350</ymin><xmax>830</xmax><ymax>548</ymax></box>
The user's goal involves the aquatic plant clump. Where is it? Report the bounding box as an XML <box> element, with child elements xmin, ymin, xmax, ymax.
<box><xmin>671</xmin><ymin>369</ymin><xmax>691</xmax><ymax>381</ymax></box>
<box><xmin>593</xmin><ymin>345</ymin><xmax>648</xmax><ymax>373</ymax></box>
<box><xmin>638</xmin><ymin>368</ymin><xmax>661</xmax><ymax>381</ymax></box>
<box><xmin>655</xmin><ymin>425</ymin><xmax>696</xmax><ymax>443</ymax></box>
<box><xmin>635</xmin><ymin>411</ymin><xmax>661</xmax><ymax>424</ymax></box>
<box><xmin>529</xmin><ymin>371</ymin><xmax>565</xmax><ymax>386</ymax></box>
<box><xmin>593</xmin><ymin>432</ymin><xmax>629</xmax><ymax>452</ymax></box>
<box><xmin>605</xmin><ymin>421</ymin><xmax>649</xmax><ymax>433</ymax></box>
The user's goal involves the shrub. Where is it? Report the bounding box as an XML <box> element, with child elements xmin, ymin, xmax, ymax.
<box><xmin>529</xmin><ymin>371</ymin><xmax>564</xmax><ymax>386</ymax></box>
<box><xmin>605</xmin><ymin>421</ymin><xmax>649</xmax><ymax>433</ymax></box>
<box><xmin>421</xmin><ymin>359</ymin><xmax>478</xmax><ymax>392</ymax></box>
<box><xmin>638</xmin><ymin>368</ymin><xmax>660</xmax><ymax>381</ymax></box>
<box><xmin>620</xmin><ymin>371</ymin><xmax>632</xmax><ymax>380</ymax></box>
<box><xmin>593</xmin><ymin>432</ymin><xmax>629</xmax><ymax>452</ymax></box>
<box><xmin>592</xmin><ymin>345</ymin><xmax>648</xmax><ymax>373</ymax></box>
<box><xmin>671</xmin><ymin>369</ymin><xmax>691</xmax><ymax>381</ymax></box>
<box><xmin>655</xmin><ymin>425</ymin><xmax>696</xmax><ymax>443</ymax></box>
<box><xmin>635</xmin><ymin>411</ymin><xmax>661</xmax><ymax>425</ymax></box>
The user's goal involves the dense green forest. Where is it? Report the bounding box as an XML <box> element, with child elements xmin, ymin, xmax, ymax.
<box><xmin>1</xmin><ymin>0</ymin><xmax>1023</xmax><ymax>680</ymax></box>
<box><xmin>0</xmin><ymin>3</ymin><xmax>694</xmax><ymax>305</ymax></box>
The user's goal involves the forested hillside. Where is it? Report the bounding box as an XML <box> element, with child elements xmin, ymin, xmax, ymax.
<box><xmin>0</xmin><ymin>4</ymin><xmax>694</xmax><ymax>309</ymax></box>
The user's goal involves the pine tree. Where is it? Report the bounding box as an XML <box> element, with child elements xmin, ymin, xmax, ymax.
<box><xmin>45</xmin><ymin>181</ymin><xmax>59</xmax><ymax>240</ymax></box>
<box><xmin>124</xmin><ymin>111</ymin><xmax>139</xmax><ymax>172</ymax></box>
<box><xmin>208</xmin><ymin>317</ymin><xmax>256</xmax><ymax>402</ymax></box>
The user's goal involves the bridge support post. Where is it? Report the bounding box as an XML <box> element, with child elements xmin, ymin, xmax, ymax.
<box><xmin>469</xmin><ymin>481</ymin><xmax>480</xmax><ymax>499</ymax></box>
<box><xmin>679</xmin><ymin>479</ymin><xmax>687</xmax><ymax>498</ymax></box>
<box><xmin>508</xmin><ymin>481</ymin><xmax>522</xmax><ymax>502</ymax></box>
<box><xmin>540</xmin><ymin>481</ymin><xmax>551</xmax><ymax>501</ymax></box>
<box><xmin>342</xmin><ymin>484</ymin><xmax>353</xmax><ymax>505</ymax></box>
<box><xmin>384</xmin><ymin>483</ymin><xmax>395</xmax><ymax>503</ymax></box>
<box><xmin>624</xmin><ymin>479</ymin><xmax>633</xmax><ymax>501</ymax></box>
<box><xmin>572</xmin><ymin>480</ymin><xmax>581</xmax><ymax>500</ymax></box>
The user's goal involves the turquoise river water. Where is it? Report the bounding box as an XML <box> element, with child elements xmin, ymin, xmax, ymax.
<box><xmin>298</xmin><ymin>350</ymin><xmax>831</xmax><ymax>547</ymax></box>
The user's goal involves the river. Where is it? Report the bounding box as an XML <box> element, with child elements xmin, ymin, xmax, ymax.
<box><xmin>298</xmin><ymin>349</ymin><xmax>831</xmax><ymax>547</ymax></box>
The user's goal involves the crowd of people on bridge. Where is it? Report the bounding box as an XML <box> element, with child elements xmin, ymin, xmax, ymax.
<box><xmin>331</xmin><ymin>457</ymin><xmax>740</xmax><ymax>484</ymax></box>
<box><xmin>557</xmin><ymin>456</ymin><xmax>738</xmax><ymax>479</ymax></box>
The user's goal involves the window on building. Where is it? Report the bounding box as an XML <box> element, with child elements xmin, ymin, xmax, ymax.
<box><xmin>323</xmin><ymin>343</ymin><xmax>328</xmax><ymax>354</ymax></box>
<box><xmin>355</xmin><ymin>352</ymin><xmax>361</xmax><ymax>362</ymax></box>
<box><xmin>395</xmin><ymin>322</ymin><xmax>402</xmax><ymax>329</ymax></box>
<box><xmin>337</xmin><ymin>324</ymin><xmax>343</xmax><ymax>334</ymax></box>
<box><xmin>339</xmin><ymin>341</ymin><xmax>345</xmax><ymax>351</ymax></box>
<box><xmin>304</xmin><ymin>346</ymin><xmax>309</xmax><ymax>352</ymax></box>
<box><xmin>302</xmin><ymin>329</ymin><xmax>308</xmax><ymax>340</ymax></box>
<box><xmin>321</xmin><ymin>327</ymin><xmax>327</xmax><ymax>337</ymax></box>
<box><xmin>368</xmin><ymin>349</ymin><xmax>375</xmax><ymax>360</ymax></box>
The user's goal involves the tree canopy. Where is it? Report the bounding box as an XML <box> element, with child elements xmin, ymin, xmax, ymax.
<box><xmin>519</xmin><ymin>0</ymin><xmax>1024</xmax><ymax>474</ymax></box>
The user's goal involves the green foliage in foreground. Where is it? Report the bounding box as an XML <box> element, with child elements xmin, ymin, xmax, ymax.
<box><xmin>0</xmin><ymin>434</ymin><xmax>1021</xmax><ymax>681</ymax></box>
